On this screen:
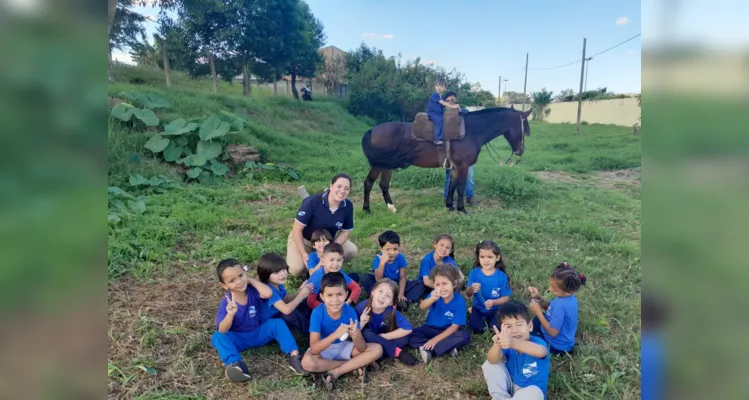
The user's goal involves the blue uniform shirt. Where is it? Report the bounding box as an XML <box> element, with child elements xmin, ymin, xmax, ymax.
<box><xmin>309</xmin><ymin>303</ymin><xmax>360</xmax><ymax>344</ymax></box>
<box><xmin>260</xmin><ymin>283</ymin><xmax>288</xmax><ymax>320</ymax></box>
<box><xmin>356</xmin><ymin>299</ymin><xmax>412</xmax><ymax>334</ymax></box>
<box><xmin>371</xmin><ymin>253</ymin><xmax>408</xmax><ymax>281</ymax></box>
<box><xmin>418</xmin><ymin>251</ymin><xmax>457</xmax><ymax>279</ymax></box>
<box><xmin>307</xmin><ymin>251</ymin><xmax>321</xmax><ymax>270</ymax></box>
<box><xmin>427</xmin><ymin>92</ymin><xmax>444</xmax><ymax>116</ymax></box>
<box><xmin>502</xmin><ymin>335</ymin><xmax>551</xmax><ymax>398</ymax></box>
<box><xmin>215</xmin><ymin>285</ymin><xmax>263</xmax><ymax>333</ymax></box>
<box><xmin>541</xmin><ymin>295</ymin><xmax>578</xmax><ymax>351</ymax></box>
<box><xmin>308</xmin><ymin>268</ymin><xmax>355</xmax><ymax>294</ymax></box>
<box><xmin>295</xmin><ymin>190</ymin><xmax>354</xmax><ymax>241</ymax></box>
<box><xmin>425</xmin><ymin>292</ymin><xmax>467</xmax><ymax>329</ymax></box>
<box><xmin>467</xmin><ymin>268</ymin><xmax>512</xmax><ymax>313</ymax></box>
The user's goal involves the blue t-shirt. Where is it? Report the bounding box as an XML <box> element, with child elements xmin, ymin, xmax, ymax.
<box><xmin>541</xmin><ymin>295</ymin><xmax>578</xmax><ymax>351</ymax></box>
<box><xmin>425</xmin><ymin>292</ymin><xmax>467</xmax><ymax>329</ymax></box>
<box><xmin>308</xmin><ymin>268</ymin><xmax>355</xmax><ymax>294</ymax></box>
<box><xmin>356</xmin><ymin>299</ymin><xmax>412</xmax><ymax>334</ymax></box>
<box><xmin>309</xmin><ymin>303</ymin><xmax>360</xmax><ymax>344</ymax></box>
<box><xmin>371</xmin><ymin>253</ymin><xmax>408</xmax><ymax>281</ymax></box>
<box><xmin>418</xmin><ymin>251</ymin><xmax>457</xmax><ymax>280</ymax></box>
<box><xmin>260</xmin><ymin>283</ymin><xmax>288</xmax><ymax>320</ymax></box>
<box><xmin>502</xmin><ymin>335</ymin><xmax>551</xmax><ymax>397</ymax></box>
<box><xmin>215</xmin><ymin>285</ymin><xmax>263</xmax><ymax>333</ymax></box>
<box><xmin>467</xmin><ymin>268</ymin><xmax>512</xmax><ymax>313</ymax></box>
<box><xmin>427</xmin><ymin>92</ymin><xmax>444</xmax><ymax>116</ymax></box>
<box><xmin>307</xmin><ymin>252</ymin><xmax>322</xmax><ymax>270</ymax></box>
<box><xmin>295</xmin><ymin>190</ymin><xmax>354</xmax><ymax>241</ymax></box>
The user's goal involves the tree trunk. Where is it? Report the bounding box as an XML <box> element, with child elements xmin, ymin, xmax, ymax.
<box><xmin>108</xmin><ymin>0</ymin><xmax>118</xmax><ymax>83</ymax></box>
<box><xmin>162</xmin><ymin>39</ymin><xmax>171</xmax><ymax>89</ymax></box>
<box><xmin>273</xmin><ymin>71</ymin><xmax>278</xmax><ymax>95</ymax></box>
<box><xmin>209</xmin><ymin>52</ymin><xmax>218</xmax><ymax>94</ymax></box>
<box><xmin>242</xmin><ymin>58</ymin><xmax>249</xmax><ymax>96</ymax></box>
<box><xmin>291</xmin><ymin>71</ymin><xmax>299</xmax><ymax>100</ymax></box>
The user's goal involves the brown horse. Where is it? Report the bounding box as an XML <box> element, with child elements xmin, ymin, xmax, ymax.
<box><xmin>361</xmin><ymin>107</ymin><xmax>532</xmax><ymax>214</ymax></box>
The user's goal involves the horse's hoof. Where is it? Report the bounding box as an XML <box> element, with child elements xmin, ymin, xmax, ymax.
<box><xmin>387</xmin><ymin>204</ymin><xmax>397</xmax><ymax>213</ymax></box>
<box><xmin>363</xmin><ymin>207</ymin><xmax>371</xmax><ymax>214</ymax></box>
<box><xmin>446</xmin><ymin>206</ymin><xmax>456</xmax><ymax>212</ymax></box>
<box><xmin>498</xmin><ymin>162</ymin><xmax>504</xmax><ymax>167</ymax></box>
<box><xmin>457</xmin><ymin>207</ymin><xmax>468</xmax><ymax>214</ymax></box>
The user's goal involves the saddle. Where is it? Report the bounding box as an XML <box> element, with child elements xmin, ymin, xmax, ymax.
<box><xmin>411</xmin><ymin>108</ymin><xmax>465</xmax><ymax>169</ymax></box>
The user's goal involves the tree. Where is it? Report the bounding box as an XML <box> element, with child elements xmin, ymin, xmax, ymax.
<box><xmin>179</xmin><ymin>0</ymin><xmax>233</xmax><ymax>93</ymax></box>
<box><xmin>531</xmin><ymin>88</ymin><xmax>553</xmax><ymax>121</ymax></box>
<box><xmin>282</xmin><ymin>1</ymin><xmax>326</xmax><ymax>100</ymax></box>
<box><xmin>554</xmin><ymin>89</ymin><xmax>575</xmax><ymax>102</ymax></box>
<box><xmin>316</xmin><ymin>53</ymin><xmax>347</xmax><ymax>96</ymax></box>
<box><xmin>502</xmin><ymin>91</ymin><xmax>531</xmax><ymax>105</ymax></box>
<box><xmin>109</xmin><ymin>0</ymin><xmax>147</xmax><ymax>65</ymax></box>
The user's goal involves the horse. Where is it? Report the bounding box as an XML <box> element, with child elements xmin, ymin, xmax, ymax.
<box><xmin>361</xmin><ymin>106</ymin><xmax>532</xmax><ymax>214</ymax></box>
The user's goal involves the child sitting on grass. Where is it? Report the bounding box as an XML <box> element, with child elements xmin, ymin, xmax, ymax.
<box><xmin>357</xmin><ymin>278</ymin><xmax>418</xmax><ymax>366</ymax></box>
<box><xmin>465</xmin><ymin>240</ymin><xmax>512</xmax><ymax>334</ymax></box>
<box><xmin>528</xmin><ymin>262</ymin><xmax>586</xmax><ymax>356</ymax></box>
<box><xmin>409</xmin><ymin>263</ymin><xmax>471</xmax><ymax>363</ymax></box>
<box><xmin>361</xmin><ymin>230</ymin><xmax>423</xmax><ymax>310</ymax></box>
<box><xmin>306</xmin><ymin>243</ymin><xmax>362</xmax><ymax>309</ymax></box>
<box><xmin>306</xmin><ymin>229</ymin><xmax>331</xmax><ymax>276</ymax></box>
<box><xmin>257</xmin><ymin>252</ymin><xmax>313</xmax><ymax>334</ymax></box>
<box><xmin>482</xmin><ymin>301</ymin><xmax>550</xmax><ymax>399</ymax></box>
<box><xmin>210</xmin><ymin>259</ymin><xmax>307</xmax><ymax>383</ymax></box>
<box><xmin>301</xmin><ymin>272</ymin><xmax>383</xmax><ymax>391</ymax></box>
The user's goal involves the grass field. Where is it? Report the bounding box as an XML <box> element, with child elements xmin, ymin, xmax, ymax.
<box><xmin>108</xmin><ymin>65</ymin><xmax>641</xmax><ymax>399</ymax></box>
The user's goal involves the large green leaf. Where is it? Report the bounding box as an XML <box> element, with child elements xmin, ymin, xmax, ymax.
<box><xmin>175</xmin><ymin>136</ymin><xmax>190</xmax><ymax>147</ymax></box>
<box><xmin>179</xmin><ymin>154</ymin><xmax>207</xmax><ymax>167</ymax></box>
<box><xmin>108</xmin><ymin>214</ymin><xmax>121</xmax><ymax>224</ymax></box>
<box><xmin>128</xmin><ymin>174</ymin><xmax>151</xmax><ymax>186</ymax></box>
<box><xmin>163</xmin><ymin>140</ymin><xmax>184</xmax><ymax>162</ymax></box>
<box><xmin>186</xmin><ymin>168</ymin><xmax>202</xmax><ymax>179</ymax></box>
<box><xmin>199</xmin><ymin>115</ymin><xmax>231</xmax><ymax>140</ymax></box>
<box><xmin>133</xmin><ymin>108</ymin><xmax>160</xmax><ymax>126</ymax></box>
<box><xmin>210</xmin><ymin>160</ymin><xmax>229</xmax><ymax>176</ymax></box>
<box><xmin>128</xmin><ymin>199</ymin><xmax>146</xmax><ymax>214</ymax></box>
<box><xmin>220</xmin><ymin>110</ymin><xmax>248</xmax><ymax>130</ymax></box>
<box><xmin>163</xmin><ymin>118</ymin><xmax>199</xmax><ymax>136</ymax></box>
<box><xmin>108</xmin><ymin>186</ymin><xmax>134</xmax><ymax>199</ymax></box>
<box><xmin>196</xmin><ymin>140</ymin><xmax>222</xmax><ymax>160</ymax></box>
<box><xmin>142</xmin><ymin>94</ymin><xmax>169</xmax><ymax>109</ymax></box>
<box><xmin>144</xmin><ymin>134</ymin><xmax>170</xmax><ymax>153</ymax></box>
<box><xmin>111</xmin><ymin>103</ymin><xmax>134</xmax><ymax>121</ymax></box>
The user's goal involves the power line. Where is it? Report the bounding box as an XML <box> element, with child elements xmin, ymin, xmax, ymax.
<box><xmin>526</xmin><ymin>33</ymin><xmax>641</xmax><ymax>71</ymax></box>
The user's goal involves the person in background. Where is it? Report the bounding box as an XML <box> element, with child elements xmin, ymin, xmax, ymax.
<box><xmin>443</xmin><ymin>91</ymin><xmax>477</xmax><ymax>206</ymax></box>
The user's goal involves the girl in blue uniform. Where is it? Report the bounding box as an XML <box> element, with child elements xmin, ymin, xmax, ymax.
<box><xmin>257</xmin><ymin>253</ymin><xmax>313</xmax><ymax>334</ymax></box>
<box><xmin>357</xmin><ymin>278</ymin><xmax>419</xmax><ymax>366</ymax></box>
<box><xmin>528</xmin><ymin>262</ymin><xmax>586</xmax><ymax>355</ymax></box>
<box><xmin>465</xmin><ymin>240</ymin><xmax>512</xmax><ymax>334</ymax></box>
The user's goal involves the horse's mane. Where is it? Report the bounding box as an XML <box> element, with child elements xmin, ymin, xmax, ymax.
<box><xmin>466</xmin><ymin>107</ymin><xmax>516</xmax><ymax>116</ymax></box>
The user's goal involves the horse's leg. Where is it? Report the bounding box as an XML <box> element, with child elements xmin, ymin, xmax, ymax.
<box><xmin>363</xmin><ymin>168</ymin><xmax>381</xmax><ymax>213</ymax></box>
<box><xmin>380</xmin><ymin>170</ymin><xmax>397</xmax><ymax>213</ymax></box>
<box><xmin>446</xmin><ymin>168</ymin><xmax>458</xmax><ymax>211</ymax></box>
<box><xmin>456</xmin><ymin>163</ymin><xmax>468</xmax><ymax>214</ymax></box>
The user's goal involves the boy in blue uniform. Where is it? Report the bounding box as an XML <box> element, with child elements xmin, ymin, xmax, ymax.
<box><xmin>361</xmin><ymin>230</ymin><xmax>424</xmax><ymax>310</ymax></box>
<box><xmin>306</xmin><ymin>243</ymin><xmax>362</xmax><ymax>309</ymax></box>
<box><xmin>210</xmin><ymin>259</ymin><xmax>307</xmax><ymax>382</ymax></box>
<box><xmin>482</xmin><ymin>301</ymin><xmax>550</xmax><ymax>400</ymax></box>
<box><xmin>301</xmin><ymin>272</ymin><xmax>383</xmax><ymax>391</ymax></box>
<box><xmin>427</xmin><ymin>78</ymin><xmax>460</xmax><ymax>145</ymax></box>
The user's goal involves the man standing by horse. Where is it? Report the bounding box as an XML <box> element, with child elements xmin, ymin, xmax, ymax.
<box><xmin>442</xmin><ymin>91</ymin><xmax>477</xmax><ymax>206</ymax></box>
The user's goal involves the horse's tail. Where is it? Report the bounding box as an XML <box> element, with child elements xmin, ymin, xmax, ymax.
<box><xmin>361</xmin><ymin>127</ymin><xmax>413</xmax><ymax>170</ymax></box>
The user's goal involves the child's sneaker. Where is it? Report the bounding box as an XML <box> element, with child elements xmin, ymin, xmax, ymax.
<box><xmin>450</xmin><ymin>348</ymin><xmax>459</xmax><ymax>357</ymax></box>
<box><xmin>288</xmin><ymin>354</ymin><xmax>309</xmax><ymax>376</ymax></box>
<box><xmin>397</xmin><ymin>349</ymin><xmax>419</xmax><ymax>366</ymax></box>
<box><xmin>225</xmin><ymin>360</ymin><xmax>251</xmax><ymax>382</ymax></box>
<box><xmin>418</xmin><ymin>346</ymin><xmax>433</xmax><ymax>364</ymax></box>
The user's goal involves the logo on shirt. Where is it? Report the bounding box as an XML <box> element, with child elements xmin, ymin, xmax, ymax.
<box><xmin>248</xmin><ymin>306</ymin><xmax>257</xmax><ymax>318</ymax></box>
<box><xmin>546</xmin><ymin>305</ymin><xmax>552</xmax><ymax>319</ymax></box>
<box><xmin>522</xmin><ymin>361</ymin><xmax>538</xmax><ymax>378</ymax></box>
<box><xmin>298</xmin><ymin>211</ymin><xmax>306</xmax><ymax>216</ymax></box>
<box><xmin>444</xmin><ymin>311</ymin><xmax>454</xmax><ymax>320</ymax></box>
<box><xmin>335</xmin><ymin>222</ymin><xmax>343</xmax><ymax>229</ymax></box>
<box><xmin>491</xmin><ymin>288</ymin><xmax>501</xmax><ymax>298</ymax></box>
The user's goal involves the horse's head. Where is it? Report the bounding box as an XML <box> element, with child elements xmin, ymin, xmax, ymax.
<box><xmin>508</xmin><ymin>109</ymin><xmax>532</xmax><ymax>155</ymax></box>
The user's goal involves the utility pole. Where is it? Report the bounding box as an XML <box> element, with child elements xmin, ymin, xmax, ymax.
<box><xmin>521</xmin><ymin>53</ymin><xmax>529</xmax><ymax>111</ymax></box>
<box><xmin>576</xmin><ymin>38</ymin><xmax>587</xmax><ymax>134</ymax></box>
<box><xmin>583</xmin><ymin>57</ymin><xmax>593</xmax><ymax>92</ymax></box>
<box><xmin>498</xmin><ymin>75</ymin><xmax>501</xmax><ymax>105</ymax></box>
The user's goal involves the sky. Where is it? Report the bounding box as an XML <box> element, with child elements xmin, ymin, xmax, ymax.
<box><xmin>118</xmin><ymin>0</ymin><xmax>643</xmax><ymax>97</ymax></box>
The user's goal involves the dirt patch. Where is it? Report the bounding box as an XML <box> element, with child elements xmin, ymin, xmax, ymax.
<box><xmin>532</xmin><ymin>171</ymin><xmax>580</xmax><ymax>184</ymax></box>
<box><xmin>594</xmin><ymin>168</ymin><xmax>640</xmax><ymax>190</ymax></box>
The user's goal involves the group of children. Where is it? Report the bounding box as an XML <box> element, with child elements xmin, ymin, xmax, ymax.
<box><xmin>211</xmin><ymin>229</ymin><xmax>586</xmax><ymax>398</ymax></box>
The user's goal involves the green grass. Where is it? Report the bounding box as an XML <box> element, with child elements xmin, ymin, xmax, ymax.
<box><xmin>108</xmin><ymin>65</ymin><xmax>641</xmax><ymax>399</ymax></box>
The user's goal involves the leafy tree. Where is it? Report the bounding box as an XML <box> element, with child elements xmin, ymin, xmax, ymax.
<box><xmin>179</xmin><ymin>0</ymin><xmax>233</xmax><ymax>93</ymax></box>
<box><xmin>554</xmin><ymin>89</ymin><xmax>575</xmax><ymax>102</ymax></box>
<box><xmin>316</xmin><ymin>53</ymin><xmax>347</xmax><ymax>96</ymax></box>
<box><xmin>531</xmin><ymin>88</ymin><xmax>553</xmax><ymax>121</ymax></box>
<box><xmin>502</xmin><ymin>91</ymin><xmax>532</xmax><ymax>105</ymax></box>
<box><xmin>282</xmin><ymin>1</ymin><xmax>325</xmax><ymax>100</ymax></box>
